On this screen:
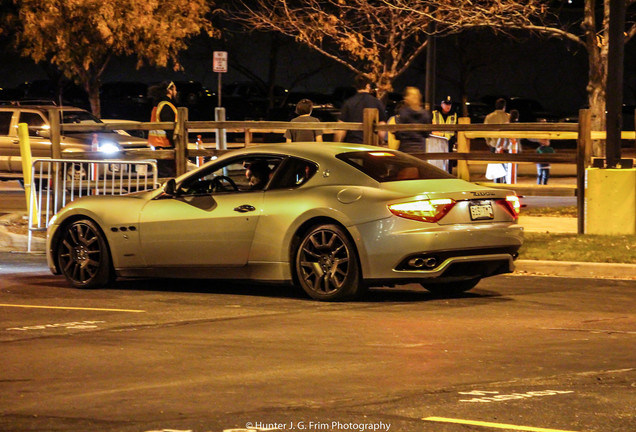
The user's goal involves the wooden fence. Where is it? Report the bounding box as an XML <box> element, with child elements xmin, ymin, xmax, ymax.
<box><xmin>48</xmin><ymin>107</ymin><xmax>636</xmax><ymax>234</ymax></box>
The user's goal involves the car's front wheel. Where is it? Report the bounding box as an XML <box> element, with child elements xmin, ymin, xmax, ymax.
<box><xmin>57</xmin><ymin>219</ymin><xmax>112</xmax><ymax>289</ymax></box>
<box><xmin>422</xmin><ymin>278</ymin><xmax>481</xmax><ymax>297</ymax></box>
<box><xmin>295</xmin><ymin>224</ymin><xmax>362</xmax><ymax>301</ymax></box>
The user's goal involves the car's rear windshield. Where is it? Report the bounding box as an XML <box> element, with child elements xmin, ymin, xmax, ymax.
<box><xmin>336</xmin><ymin>151</ymin><xmax>454</xmax><ymax>182</ymax></box>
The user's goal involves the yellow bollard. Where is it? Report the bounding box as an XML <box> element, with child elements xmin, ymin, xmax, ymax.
<box><xmin>17</xmin><ymin>123</ymin><xmax>39</xmax><ymax>224</ymax></box>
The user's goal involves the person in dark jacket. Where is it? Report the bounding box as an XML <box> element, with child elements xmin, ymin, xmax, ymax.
<box><xmin>395</xmin><ymin>87</ymin><xmax>432</xmax><ymax>153</ymax></box>
<box><xmin>335</xmin><ymin>75</ymin><xmax>387</xmax><ymax>143</ymax></box>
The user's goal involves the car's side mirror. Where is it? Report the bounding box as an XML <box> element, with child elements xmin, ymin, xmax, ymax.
<box><xmin>163</xmin><ymin>178</ymin><xmax>177</xmax><ymax>196</ymax></box>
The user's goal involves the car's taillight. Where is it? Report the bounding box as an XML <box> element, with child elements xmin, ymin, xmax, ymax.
<box><xmin>388</xmin><ymin>199</ymin><xmax>456</xmax><ymax>223</ymax></box>
<box><xmin>499</xmin><ymin>194</ymin><xmax>521</xmax><ymax>219</ymax></box>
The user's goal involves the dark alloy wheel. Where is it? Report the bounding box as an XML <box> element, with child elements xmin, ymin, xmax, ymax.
<box><xmin>295</xmin><ymin>224</ymin><xmax>362</xmax><ymax>301</ymax></box>
<box><xmin>57</xmin><ymin>219</ymin><xmax>112</xmax><ymax>288</ymax></box>
<box><xmin>423</xmin><ymin>278</ymin><xmax>481</xmax><ymax>297</ymax></box>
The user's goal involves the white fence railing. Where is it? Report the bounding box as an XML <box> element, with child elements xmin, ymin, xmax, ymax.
<box><xmin>27</xmin><ymin>158</ymin><xmax>158</xmax><ymax>252</ymax></box>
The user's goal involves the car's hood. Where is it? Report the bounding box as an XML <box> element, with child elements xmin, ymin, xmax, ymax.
<box><xmin>380</xmin><ymin>179</ymin><xmax>514</xmax><ymax>201</ymax></box>
<box><xmin>62</xmin><ymin>132</ymin><xmax>149</xmax><ymax>148</ymax></box>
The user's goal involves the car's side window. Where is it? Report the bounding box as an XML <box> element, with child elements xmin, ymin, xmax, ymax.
<box><xmin>0</xmin><ymin>112</ymin><xmax>12</xmax><ymax>136</ymax></box>
<box><xmin>18</xmin><ymin>112</ymin><xmax>47</xmax><ymax>137</ymax></box>
<box><xmin>178</xmin><ymin>156</ymin><xmax>283</xmax><ymax>195</ymax></box>
<box><xmin>268</xmin><ymin>157</ymin><xmax>318</xmax><ymax>190</ymax></box>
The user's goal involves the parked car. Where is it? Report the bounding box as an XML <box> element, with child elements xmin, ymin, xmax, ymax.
<box><xmin>16</xmin><ymin>80</ymin><xmax>90</xmax><ymax>110</ymax></box>
<box><xmin>221</xmin><ymin>81</ymin><xmax>288</xmax><ymax>120</ymax></box>
<box><xmin>0</xmin><ymin>102</ymin><xmax>150</xmax><ymax>181</ymax></box>
<box><xmin>47</xmin><ymin>142</ymin><xmax>523</xmax><ymax>301</ymax></box>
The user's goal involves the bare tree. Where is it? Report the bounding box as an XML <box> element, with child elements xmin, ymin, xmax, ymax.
<box><xmin>14</xmin><ymin>0</ymin><xmax>217</xmax><ymax>117</ymax></box>
<box><xmin>389</xmin><ymin>0</ymin><xmax>636</xmax><ymax>156</ymax></box>
<box><xmin>226</xmin><ymin>0</ymin><xmax>434</xmax><ymax>96</ymax></box>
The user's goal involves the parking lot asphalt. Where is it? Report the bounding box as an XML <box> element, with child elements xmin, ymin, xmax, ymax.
<box><xmin>1</xmin><ymin>252</ymin><xmax>635</xmax><ymax>432</ymax></box>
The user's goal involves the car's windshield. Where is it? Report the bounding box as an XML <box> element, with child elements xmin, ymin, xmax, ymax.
<box><xmin>337</xmin><ymin>151</ymin><xmax>454</xmax><ymax>182</ymax></box>
<box><xmin>60</xmin><ymin>110</ymin><xmax>102</xmax><ymax>125</ymax></box>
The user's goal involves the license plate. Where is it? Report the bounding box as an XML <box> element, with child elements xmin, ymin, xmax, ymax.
<box><xmin>469</xmin><ymin>202</ymin><xmax>494</xmax><ymax>220</ymax></box>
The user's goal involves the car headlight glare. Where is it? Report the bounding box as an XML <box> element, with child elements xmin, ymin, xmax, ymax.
<box><xmin>388</xmin><ymin>198</ymin><xmax>456</xmax><ymax>223</ymax></box>
<box><xmin>98</xmin><ymin>141</ymin><xmax>120</xmax><ymax>154</ymax></box>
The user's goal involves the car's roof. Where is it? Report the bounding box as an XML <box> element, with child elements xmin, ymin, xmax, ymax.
<box><xmin>0</xmin><ymin>105</ymin><xmax>87</xmax><ymax>112</ymax></box>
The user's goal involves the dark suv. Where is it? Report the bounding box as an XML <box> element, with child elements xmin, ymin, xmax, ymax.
<box><xmin>0</xmin><ymin>103</ymin><xmax>149</xmax><ymax>181</ymax></box>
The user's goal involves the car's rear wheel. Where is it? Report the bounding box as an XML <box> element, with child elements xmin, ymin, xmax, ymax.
<box><xmin>422</xmin><ymin>278</ymin><xmax>481</xmax><ymax>297</ymax></box>
<box><xmin>295</xmin><ymin>224</ymin><xmax>362</xmax><ymax>301</ymax></box>
<box><xmin>57</xmin><ymin>219</ymin><xmax>112</xmax><ymax>289</ymax></box>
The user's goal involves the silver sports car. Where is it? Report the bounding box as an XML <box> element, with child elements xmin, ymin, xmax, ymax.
<box><xmin>47</xmin><ymin>142</ymin><xmax>523</xmax><ymax>301</ymax></box>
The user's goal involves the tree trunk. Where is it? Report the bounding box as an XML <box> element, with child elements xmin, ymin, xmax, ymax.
<box><xmin>85</xmin><ymin>78</ymin><xmax>101</xmax><ymax>118</ymax></box>
<box><xmin>588</xmin><ymin>81</ymin><xmax>606</xmax><ymax>157</ymax></box>
<box><xmin>583</xmin><ymin>0</ymin><xmax>609</xmax><ymax>158</ymax></box>
<box><xmin>586</xmin><ymin>44</ymin><xmax>608</xmax><ymax>157</ymax></box>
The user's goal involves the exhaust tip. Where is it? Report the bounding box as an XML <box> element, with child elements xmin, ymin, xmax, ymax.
<box><xmin>408</xmin><ymin>257</ymin><xmax>426</xmax><ymax>268</ymax></box>
<box><xmin>424</xmin><ymin>257</ymin><xmax>437</xmax><ymax>268</ymax></box>
<box><xmin>407</xmin><ymin>256</ymin><xmax>438</xmax><ymax>270</ymax></box>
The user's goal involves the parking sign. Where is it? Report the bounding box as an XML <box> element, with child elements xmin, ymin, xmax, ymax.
<box><xmin>213</xmin><ymin>51</ymin><xmax>228</xmax><ymax>73</ymax></box>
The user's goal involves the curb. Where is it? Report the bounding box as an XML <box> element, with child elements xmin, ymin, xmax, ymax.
<box><xmin>515</xmin><ymin>259</ymin><xmax>636</xmax><ymax>280</ymax></box>
<box><xmin>0</xmin><ymin>213</ymin><xmax>45</xmax><ymax>252</ymax></box>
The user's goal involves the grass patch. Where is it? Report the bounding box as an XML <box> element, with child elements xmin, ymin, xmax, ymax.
<box><xmin>521</xmin><ymin>206</ymin><xmax>578</xmax><ymax>217</ymax></box>
<box><xmin>520</xmin><ymin>233</ymin><xmax>636</xmax><ymax>264</ymax></box>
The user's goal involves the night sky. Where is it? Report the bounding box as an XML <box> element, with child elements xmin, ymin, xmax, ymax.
<box><xmin>2</xmin><ymin>28</ymin><xmax>636</xmax><ymax>118</ymax></box>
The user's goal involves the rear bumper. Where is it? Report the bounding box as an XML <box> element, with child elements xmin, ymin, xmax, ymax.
<box><xmin>354</xmin><ymin>217</ymin><xmax>523</xmax><ymax>282</ymax></box>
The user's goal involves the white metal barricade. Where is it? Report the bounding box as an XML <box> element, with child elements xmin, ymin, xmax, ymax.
<box><xmin>27</xmin><ymin>158</ymin><xmax>159</xmax><ymax>252</ymax></box>
<box><xmin>425</xmin><ymin>135</ymin><xmax>449</xmax><ymax>171</ymax></box>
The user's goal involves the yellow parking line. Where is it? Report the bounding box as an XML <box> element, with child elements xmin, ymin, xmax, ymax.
<box><xmin>0</xmin><ymin>304</ymin><xmax>145</xmax><ymax>313</ymax></box>
<box><xmin>423</xmin><ymin>417</ymin><xmax>580</xmax><ymax>432</ymax></box>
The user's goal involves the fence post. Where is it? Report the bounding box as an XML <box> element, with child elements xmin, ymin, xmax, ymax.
<box><xmin>363</xmin><ymin>108</ymin><xmax>379</xmax><ymax>146</ymax></box>
<box><xmin>577</xmin><ymin>109</ymin><xmax>591</xmax><ymax>234</ymax></box>
<box><xmin>215</xmin><ymin>107</ymin><xmax>227</xmax><ymax>150</ymax></box>
<box><xmin>175</xmin><ymin>107</ymin><xmax>188</xmax><ymax>176</ymax></box>
<box><xmin>456</xmin><ymin>117</ymin><xmax>471</xmax><ymax>181</ymax></box>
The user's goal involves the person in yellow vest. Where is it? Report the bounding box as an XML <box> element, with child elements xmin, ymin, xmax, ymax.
<box><xmin>148</xmin><ymin>81</ymin><xmax>179</xmax><ymax>178</ymax></box>
<box><xmin>432</xmin><ymin>96</ymin><xmax>458</xmax><ymax>173</ymax></box>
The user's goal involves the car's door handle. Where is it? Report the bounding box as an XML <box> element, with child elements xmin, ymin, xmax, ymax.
<box><xmin>234</xmin><ymin>204</ymin><xmax>256</xmax><ymax>213</ymax></box>
<box><xmin>12</xmin><ymin>139</ymin><xmax>19</xmax><ymax>144</ymax></box>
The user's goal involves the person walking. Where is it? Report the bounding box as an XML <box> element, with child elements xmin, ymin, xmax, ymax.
<box><xmin>148</xmin><ymin>81</ymin><xmax>179</xmax><ymax>178</ymax></box>
<box><xmin>484</xmin><ymin>98</ymin><xmax>511</xmax><ymax>152</ymax></box>
<box><xmin>335</xmin><ymin>75</ymin><xmax>387</xmax><ymax>143</ymax></box>
<box><xmin>285</xmin><ymin>99</ymin><xmax>323</xmax><ymax>143</ymax></box>
<box><xmin>432</xmin><ymin>96</ymin><xmax>458</xmax><ymax>173</ymax></box>
<box><xmin>386</xmin><ymin>101</ymin><xmax>405</xmax><ymax>150</ymax></box>
<box><xmin>506</xmin><ymin>109</ymin><xmax>521</xmax><ymax>184</ymax></box>
<box><xmin>484</xmin><ymin>98</ymin><xmax>510</xmax><ymax>183</ymax></box>
<box><xmin>536</xmin><ymin>137</ymin><xmax>555</xmax><ymax>185</ymax></box>
<box><xmin>395</xmin><ymin>87</ymin><xmax>432</xmax><ymax>154</ymax></box>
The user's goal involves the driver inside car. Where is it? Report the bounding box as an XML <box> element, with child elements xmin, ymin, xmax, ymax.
<box><xmin>245</xmin><ymin>161</ymin><xmax>270</xmax><ymax>190</ymax></box>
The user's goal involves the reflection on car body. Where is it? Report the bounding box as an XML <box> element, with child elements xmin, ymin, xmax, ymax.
<box><xmin>46</xmin><ymin>142</ymin><xmax>523</xmax><ymax>301</ymax></box>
